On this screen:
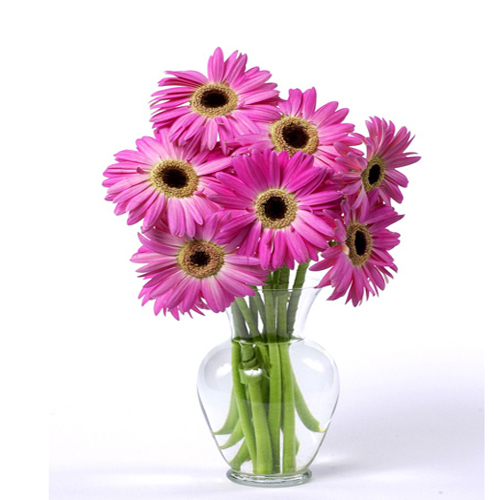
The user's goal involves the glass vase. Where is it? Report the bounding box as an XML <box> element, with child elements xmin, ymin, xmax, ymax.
<box><xmin>197</xmin><ymin>276</ymin><xmax>340</xmax><ymax>487</ymax></box>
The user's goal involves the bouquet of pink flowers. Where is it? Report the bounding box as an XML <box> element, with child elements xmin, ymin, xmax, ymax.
<box><xmin>103</xmin><ymin>48</ymin><xmax>420</xmax><ymax>483</ymax></box>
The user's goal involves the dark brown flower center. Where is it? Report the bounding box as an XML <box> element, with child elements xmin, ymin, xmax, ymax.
<box><xmin>255</xmin><ymin>188</ymin><xmax>298</xmax><ymax>229</ymax></box>
<box><xmin>282</xmin><ymin>123</ymin><xmax>309</xmax><ymax>149</ymax></box>
<box><xmin>190</xmin><ymin>83</ymin><xmax>238</xmax><ymax>117</ymax></box>
<box><xmin>178</xmin><ymin>241</ymin><xmax>225</xmax><ymax>278</ymax></box>
<box><xmin>361</xmin><ymin>156</ymin><xmax>386</xmax><ymax>192</ymax></box>
<box><xmin>150</xmin><ymin>159</ymin><xmax>198</xmax><ymax>198</ymax></box>
<box><xmin>270</xmin><ymin>116</ymin><xmax>319</xmax><ymax>155</ymax></box>
<box><xmin>345</xmin><ymin>222</ymin><xmax>373</xmax><ymax>266</ymax></box>
<box><xmin>264</xmin><ymin>196</ymin><xmax>287</xmax><ymax>220</ymax></box>
<box><xmin>190</xmin><ymin>250</ymin><xmax>210</xmax><ymax>267</ymax></box>
<box><xmin>162</xmin><ymin>167</ymin><xmax>188</xmax><ymax>188</ymax></box>
<box><xmin>201</xmin><ymin>89</ymin><xmax>228</xmax><ymax>108</ymax></box>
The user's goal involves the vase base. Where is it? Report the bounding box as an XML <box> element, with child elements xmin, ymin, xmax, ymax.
<box><xmin>226</xmin><ymin>469</ymin><xmax>312</xmax><ymax>488</ymax></box>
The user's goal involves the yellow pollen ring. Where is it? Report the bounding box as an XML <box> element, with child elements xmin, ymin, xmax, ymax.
<box><xmin>254</xmin><ymin>188</ymin><xmax>298</xmax><ymax>230</ymax></box>
<box><xmin>177</xmin><ymin>240</ymin><xmax>225</xmax><ymax>279</ymax></box>
<box><xmin>270</xmin><ymin>116</ymin><xmax>319</xmax><ymax>155</ymax></box>
<box><xmin>190</xmin><ymin>83</ymin><xmax>238</xmax><ymax>118</ymax></box>
<box><xmin>150</xmin><ymin>159</ymin><xmax>199</xmax><ymax>198</ymax></box>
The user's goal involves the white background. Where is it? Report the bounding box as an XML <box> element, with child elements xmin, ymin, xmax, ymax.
<box><xmin>0</xmin><ymin>0</ymin><xmax>496</xmax><ymax>498</ymax></box>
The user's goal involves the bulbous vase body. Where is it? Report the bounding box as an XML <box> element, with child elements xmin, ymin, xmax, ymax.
<box><xmin>197</xmin><ymin>286</ymin><xmax>340</xmax><ymax>487</ymax></box>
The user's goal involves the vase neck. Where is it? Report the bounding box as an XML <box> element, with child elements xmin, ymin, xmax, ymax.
<box><xmin>228</xmin><ymin>286</ymin><xmax>321</xmax><ymax>342</ymax></box>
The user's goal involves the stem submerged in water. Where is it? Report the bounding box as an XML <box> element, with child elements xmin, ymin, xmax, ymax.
<box><xmin>279</xmin><ymin>341</ymin><xmax>296</xmax><ymax>473</ymax></box>
<box><xmin>214</xmin><ymin>387</ymin><xmax>238</xmax><ymax>435</ymax></box>
<box><xmin>267</xmin><ymin>338</ymin><xmax>282</xmax><ymax>472</ymax></box>
<box><xmin>231</xmin><ymin>342</ymin><xmax>257</xmax><ymax>465</ymax></box>
<box><xmin>223</xmin><ymin>264</ymin><xmax>322</xmax><ymax>475</ymax></box>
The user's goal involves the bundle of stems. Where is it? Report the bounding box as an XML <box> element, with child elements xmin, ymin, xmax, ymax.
<box><xmin>214</xmin><ymin>262</ymin><xmax>324</xmax><ymax>474</ymax></box>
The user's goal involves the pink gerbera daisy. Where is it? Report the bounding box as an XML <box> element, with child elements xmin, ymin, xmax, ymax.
<box><xmin>210</xmin><ymin>149</ymin><xmax>340</xmax><ymax>271</ymax></box>
<box><xmin>310</xmin><ymin>197</ymin><xmax>403</xmax><ymax>306</ymax></box>
<box><xmin>131</xmin><ymin>214</ymin><xmax>268</xmax><ymax>318</ymax></box>
<box><xmin>150</xmin><ymin>48</ymin><xmax>281</xmax><ymax>152</ymax></box>
<box><xmin>230</xmin><ymin>88</ymin><xmax>361</xmax><ymax>170</ymax></box>
<box><xmin>103</xmin><ymin>128</ymin><xmax>231</xmax><ymax>235</ymax></box>
<box><xmin>335</xmin><ymin>117</ymin><xmax>421</xmax><ymax>211</ymax></box>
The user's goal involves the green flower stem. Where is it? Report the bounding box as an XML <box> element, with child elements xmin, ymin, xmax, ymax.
<box><xmin>231</xmin><ymin>302</ymin><xmax>248</xmax><ymax>338</ymax></box>
<box><xmin>249</xmin><ymin>296</ymin><xmax>259</xmax><ymax>326</ymax></box>
<box><xmin>220</xmin><ymin>419</ymin><xmax>244</xmax><ymax>449</ymax></box>
<box><xmin>253</xmin><ymin>342</ymin><xmax>270</xmax><ymax>411</ymax></box>
<box><xmin>264</xmin><ymin>281</ymin><xmax>276</xmax><ymax>338</ymax></box>
<box><xmin>229</xmin><ymin>439</ymin><xmax>250</xmax><ymax>470</ymax></box>
<box><xmin>260</xmin><ymin>370</ymin><xmax>270</xmax><ymax>410</ymax></box>
<box><xmin>263</xmin><ymin>267</ymin><xmax>290</xmax><ymax>472</ymax></box>
<box><xmin>256</xmin><ymin>343</ymin><xmax>269</xmax><ymax>367</ymax></box>
<box><xmin>263</xmin><ymin>271</ymin><xmax>278</xmax><ymax>337</ymax></box>
<box><xmin>286</xmin><ymin>261</ymin><xmax>309</xmax><ymax>335</ymax></box>
<box><xmin>280</xmin><ymin>417</ymin><xmax>301</xmax><ymax>456</ymax></box>
<box><xmin>231</xmin><ymin>342</ymin><xmax>257</xmax><ymax>464</ymax></box>
<box><xmin>234</xmin><ymin>298</ymin><xmax>260</xmax><ymax>337</ymax></box>
<box><xmin>293</xmin><ymin>372</ymin><xmax>324</xmax><ymax>432</ymax></box>
<box><xmin>279</xmin><ymin>341</ymin><xmax>296</xmax><ymax>473</ymax></box>
<box><xmin>277</xmin><ymin>266</ymin><xmax>290</xmax><ymax>338</ymax></box>
<box><xmin>247</xmin><ymin>376</ymin><xmax>273</xmax><ymax>474</ymax></box>
<box><xmin>238</xmin><ymin>342</ymin><xmax>274</xmax><ymax>474</ymax></box>
<box><xmin>250</xmin><ymin>287</ymin><xmax>267</xmax><ymax>331</ymax></box>
<box><xmin>278</xmin><ymin>265</ymin><xmax>290</xmax><ymax>288</ymax></box>
<box><xmin>214</xmin><ymin>387</ymin><xmax>239</xmax><ymax>435</ymax></box>
<box><xmin>293</xmin><ymin>261</ymin><xmax>309</xmax><ymax>289</ymax></box>
<box><xmin>266</xmin><ymin>336</ymin><xmax>282</xmax><ymax>473</ymax></box>
<box><xmin>273</xmin><ymin>269</ymin><xmax>282</xmax><ymax>287</ymax></box>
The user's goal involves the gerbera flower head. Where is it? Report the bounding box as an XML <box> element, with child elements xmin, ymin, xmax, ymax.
<box><xmin>103</xmin><ymin>128</ymin><xmax>231</xmax><ymax>235</ymax></box>
<box><xmin>310</xmin><ymin>197</ymin><xmax>403</xmax><ymax>306</ymax></box>
<box><xmin>210</xmin><ymin>149</ymin><xmax>341</xmax><ymax>271</ymax></box>
<box><xmin>150</xmin><ymin>48</ymin><xmax>281</xmax><ymax>152</ymax></box>
<box><xmin>335</xmin><ymin>117</ymin><xmax>421</xmax><ymax>211</ymax></box>
<box><xmin>230</xmin><ymin>88</ymin><xmax>361</xmax><ymax>170</ymax></box>
<box><xmin>131</xmin><ymin>213</ymin><xmax>268</xmax><ymax>318</ymax></box>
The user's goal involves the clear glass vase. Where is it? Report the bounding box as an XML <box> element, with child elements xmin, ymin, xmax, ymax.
<box><xmin>197</xmin><ymin>278</ymin><xmax>340</xmax><ymax>487</ymax></box>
